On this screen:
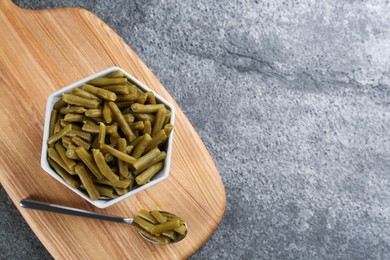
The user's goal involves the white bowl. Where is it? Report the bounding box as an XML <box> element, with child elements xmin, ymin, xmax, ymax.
<box><xmin>41</xmin><ymin>67</ymin><xmax>175</xmax><ymax>208</ymax></box>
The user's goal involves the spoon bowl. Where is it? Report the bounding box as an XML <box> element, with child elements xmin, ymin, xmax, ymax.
<box><xmin>20</xmin><ymin>199</ymin><xmax>187</xmax><ymax>244</ymax></box>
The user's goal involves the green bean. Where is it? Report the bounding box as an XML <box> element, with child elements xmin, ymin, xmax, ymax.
<box><xmin>82</xmin><ymin>123</ymin><xmax>99</xmax><ymax>134</ymax></box>
<box><xmin>100</xmin><ymin>144</ymin><xmax>137</xmax><ymax>164</ymax></box>
<box><xmin>66</xmin><ymin>144</ymin><xmax>79</xmax><ymax>160</ymax></box>
<box><xmin>82</xmin><ymin>116</ymin><xmax>98</xmax><ymax>126</ymax></box>
<box><xmin>48</xmin><ymin>147</ymin><xmax>74</xmax><ymax>174</ymax></box>
<box><xmin>117</xmin><ymin>138</ymin><xmax>129</xmax><ymax>178</ymax></box>
<box><xmin>136</xmin><ymin>92</ymin><xmax>148</xmax><ymax>104</ymax></box>
<box><xmin>129</xmin><ymin>121</ymin><xmax>144</xmax><ymax>132</ymax></box>
<box><xmin>133</xmin><ymin>113</ymin><xmax>155</xmax><ymax>124</ymax></box>
<box><xmin>174</xmin><ymin>225</ymin><xmax>187</xmax><ymax>235</ymax></box>
<box><xmin>104</xmin><ymin>153</ymin><xmax>114</xmax><ymax>163</ymax></box>
<box><xmin>132</xmin><ymin>147</ymin><xmax>160</xmax><ymax>170</ymax></box>
<box><xmin>106</xmin><ymin>70</ymin><xmax>124</xmax><ymax>78</ymax></box>
<box><xmin>151</xmin><ymin>210</ymin><xmax>167</xmax><ymax>224</ymax></box>
<box><xmin>48</xmin><ymin>159</ymin><xmax>79</xmax><ymax>188</ymax></box>
<box><xmin>101</xmin><ymin>85</ymin><xmax>129</xmax><ymax>94</ymax></box>
<box><xmin>143</xmin><ymin>120</ymin><xmax>152</xmax><ymax>136</ymax></box>
<box><xmin>81</xmin><ymin>84</ymin><xmax>117</xmax><ymax>101</ymax></box>
<box><xmin>160</xmin><ymin>212</ymin><xmax>185</xmax><ymax>222</ymax></box>
<box><xmin>91</xmin><ymin>135</ymin><xmax>100</xmax><ymax>149</ymax></box>
<box><xmin>163</xmin><ymin>124</ymin><xmax>174</xmax><ymax>136</ymax></box>
<box><xmin>75</xmin><ymin>163</ymin><xmax>100</xmax><ymax>200</ymax></box>
<box><xmin>130</xmin><ymin>135</ymin><xmax>143</xmax><ymax>147</ymax></box>
<box><xmin>93</xmin><ymin>178</ymin><xmax>131</xmax><ymax>189</ymax></box>
<box><xmin>131</xmin><ymin>103</ymin><xmax>164</xmax><ymax>113</ymax></box>
<box><xmin>138</xmin><ymin>209</ymin><xmax>158</xmax><ymax>224</ymax></box>
<box><xmin>127</xmin><ymin>84</ymin><xmax>139</xmax><ymax>94</ymax></box>
<box><xmin>94</xmin><ymin>184</ymin><xmax>117</xmax><ymax>198</ymax></box>
<box><xmin>88</xmin><ymin>77</ymin><xmax>127</xmax><ymax>86</ymax></box>
<box><xmin>85</xmin><ymin>109</ymin><xmax>102</xmax><ymax>118</ymax></box>
<box><xmin>116</xmin><ymin>101</ymin><xmax>134</xmax><ymax>108</ymax></box>
<box><xmin>133</xmin><ymin>151</ymin><xmax>166</xmax><ymax>175</ymax></box>
<box><xmin>71</xmin><ymin>87</ymin><xmax>101</xmax><ymax>101</ymax></box>
<box><xmin>114</xmin><ymin>187</ymin><xmax>127</xmax><ymax>195</ymax></box>
<box><xmin>49</xmin><ymin>110</ymin><xmax>57</xmax><ymax>137</ymax></box>
<box><xmin>133</xmin><ymin>216</ymin><xmax>155</xmax><ymax>234</ymax></box>
<box><xmin>145</xmin><ymin>130</ymin><xmax>167</xmax><ymax>152</ymax></box>
<box><xmin>108</xmin><ymin>101</ymin><xmax>136</xmax><ymax>142</ymax></box>
<box><xmin>152</xmin><ymin>108</ymin><xmax>167</xmax><ymax>136</ymax></box>
<box><xmin>48</xmin><ymin>124</ymin><xmax>72</xmax><ymax>145</ymax></box>
<box><xmin>62</xmin><ymin>93</ymin><xmax>100</xmax><ymax>109</ymax></box>
<box><xmin>91</xmin><ymin>117</ymin><xmax>105</xmax><ymax>123</ymax></box>
<box><xmin>146</xmin><ymin>92</ymin><xmax>156</xmax><ymax>104</ymax></box>
<box><xmin>66</xmin><ymin>129</ymin><xmax>92</xmax><ymax>142</ymax></box>
<box><xmin>53</xmin><ymin>117</ymin><xmax>62</xmax><ymax>135</ymax></box>
<box><xmin>55</xmin><ymin>142</ymin><xmax>76</xmax><ymax>171</ymax></box>
<box><xmin>164</xmin><ymin>109</ymin><xmax>171</xmax><ymax>125</ymax></box>
<box><xmin>75</xmin><ymin>147</ymin><xmax>104</xmax><ymax>179</ymax></box>
<box><xmin>126</xmin><ymin>145</ymin><xmax>134</xmax><ymax>154</ymax></box>
<box><xmin>102</xmin><ymin>101</ymin><xmax>112</xmax><ymax>124</ymax></box>
<box><xmin>132</xmin><ymin>134</ymin><xmax>152</xmax><ymax>159</ymax></box>
<box><xmin>136</xmin><ymin>228</ymin><xmax>170</xmax><ymax>245</ymax></box>
<box><xmin>116</xmin><ymin>93</ymin><xmax>139</xmax><ymax>102</ymax></box>
<box><xmin>61</xmin><ymin>136</ymin><xmax>72</xmax><ymax>148</ymax></box>
<box><xmin>123</xmin><ymin>113</ymin><xmax>135</xmax><ymax>124</ymax></box>
<box><xmin>162</xmin><ymin>231</ymin><xmax>176</xmax><ymax>240</ymax></box>
<box><xmin>53</xmin><ymin>99</ymin><xmax>67</xmax><ymax>110</ymax></box>
<box><xmin>59</xmin><ymin>106</ymin><xmax>86</xmax><ymax>114</ymax></box>
<box><xmin>98</xmin><ymin>122</ymin><xmax>106</xmax><ymax>148</ymax></box>
<box><xmin>151</xmin><ymin>219</ymin><xmax>181</xmax><ymax>235</ymax></box>
<box><xmin>135</xmin><ymin>161</ymin><xmax>163</xmax><ymax>185</ymax></box>
<box><xmin>71</xmin><ymin>136</ymin><xmax>91</xmax><ymax>150</ymax></box>
<box><xmin>92</xmin><ymin>149</ymin><xmax>119</xmax><ymax>182</ymax></box>
<box><xmin>64</xmin><ymin>113</ymin><xmax>85</xmax><ymax>122</ymax></box>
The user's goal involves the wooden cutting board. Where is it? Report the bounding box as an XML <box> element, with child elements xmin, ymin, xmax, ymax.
<box><xmin>0</xmin><ymin>1</ymin><xmax>226</xmax><ymax>259</ymax></box>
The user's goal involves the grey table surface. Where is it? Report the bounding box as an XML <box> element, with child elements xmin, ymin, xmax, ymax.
<box><xmin>1</xmin><ymin>0</ymin><xmax>390</xmax><ymax>259</ymax></box>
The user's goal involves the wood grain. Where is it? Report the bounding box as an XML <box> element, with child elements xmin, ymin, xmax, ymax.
<box><xmin>0</xmin><ymin>1</ymin><xmax>226</xmax><ymax>259</ymax></box>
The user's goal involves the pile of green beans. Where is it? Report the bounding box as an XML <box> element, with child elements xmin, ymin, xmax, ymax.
<box><xmin>47</xmin><ymin>70</ymin><xmax>173</xmax><ymax>200</ymax></box>
<box><xmin>134</xmin><ymin>209</ymin><xmax>187</xmax><ymax>245</ymax></box>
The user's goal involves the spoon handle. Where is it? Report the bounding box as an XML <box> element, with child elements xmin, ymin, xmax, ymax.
<box><xmin>20</xmin><ymin>199</ymin><xmax>133</xmax><ymax>224</ymax></box>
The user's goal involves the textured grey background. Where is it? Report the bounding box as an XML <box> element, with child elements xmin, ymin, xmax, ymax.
<box><xmin>1</xmin><ymin>0</ymin><xmax>390</xmax><ymax>259</ymax></box>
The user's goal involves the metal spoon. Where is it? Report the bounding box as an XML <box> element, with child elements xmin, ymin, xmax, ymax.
<box><xmin>20</xmin><ymin>199</ymin><xmax>187</xmax><ymax>244</ymax></box>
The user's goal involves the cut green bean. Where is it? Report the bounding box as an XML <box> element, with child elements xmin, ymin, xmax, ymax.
<box><xmin>133</xmin><ymin>216</ymin><xmax>155</xmax><ymax>234</ymax></box>
<box><xmin>145</xmin><ymin>130</ymin><xmax>167</xmax><ymax>152</ymax></box>
<box><xmin>152</xmin><ymin>108</ymin><xmax>167</xmax><ymax>136</ymax></box>
<box><xmin>72</xmin><ymin>136</ymin><xmax>91</xmax><ymax>150</ymax></box>
<box><xmin>55</xmin><ymin>142</ymin><xmax>76</xmax><ymax>171</ymax></box>
<box><xmin>53</xmin><ymin>99</ymin><xmax>67</xmax><ymax>110</ymax></box>
<box><xmin>106</xmin><ymin>70</ymin><xmax>124</xmax><ymax>78</ymax></box>
<box><xmin>62</xmin><ymin>93</ymin><xmax>100</xmax><ymax>109</ymax></box>
<box><xmin>98</xmin><ymin>122</ymin><xmax>106</xmax><ymax>148</ymax></box>
<box><xmin>133</xmin><ymin>151</ymin><xmax>166</xmax><ymax>175</ymax></box>
<box><xmin>100</xmin><ymin>144</ymin><xmax>137</xmax><ymax>164</ymax></box>
<box><xmin>49</xmin><ymin>110</ymin><xmax>58</xmax><ymax>137</ymax></box>
<box><xmin>133</xmin><ymin>113</ymin><xmax>155</xmax><ymax>124</ymax></box>
<box><xmin>66</xmin><ymin>144</ymin><xmax>79</xmax><ymax>160</ymax></box>
<box><xmin>116</xmin><ymin>101</ymin><xmax>134</xmax><ymax>108</ymax></box>
<box><xmin>132</xmin><ymin>147</ymin><xmax>160</xmax><ymax>170</ymax></box>
<box><xmin>135</xmin><ymin>161</ymin><xmax>163</xmax><ymax>185</ymax></box>
<box><xmin>143</xmin><ymin>120</ymin><xmax>152</xmax><ymax>136</ymax></box>
<box><xmin>163</xmin><ymin>124</ymin><xmax>174</xmax><ymax>136</ymax></box>
<box><xmin>92</xmin><ymin>149</ymin><xmax>119</xmax><ymax>182</ymax></box>
<box><xmin>108</xmin><ymin>101</ymin><xmax>136</xmax><ymax>142</ymax></box>
<box><xmin>132</xmin><ymin>134</ymin><xmax>152</xmax><ymax>159</ymax></box>
<box><xmin>136</xmin><ymin>92</ymin><xmax>148</xmax><ymax>104</ymax></box>
<box><xmin>117</xmin><ymin>138</ymin><xmax>129</xmax><ymax>178</ymax></box>
<box><xmin>174</xmin><ymin>225</ymin><xmax>187</xmax><ymax>235</ymax></box>
<box><xmin>64</xmin><ymin>113</ymin><xmax>85</xmax><ymax>122</ymax></box>
<box><xmin>151</xmin><ymin>210</ymin><xmax>167</xmax><ymax>224</ymax></box>
<box><xmin>48</xmin><ymin>159</ymin><xmax>79</xmax><ymax>188</ymax></box>
<box><xmin>123</xmin><ymin>113</ymin><xmax>135</xmax><ymax>124</ymax></box>
<box><xmin>94</xmin><ymin>184</ymin><xmax>117</xmax><ymax>198</ymax></box>
<box><xmin>101</xmin><ymin>85</ymin><xmax>129</xmax><ymax>94</ymax></box>
<box><xmin>151</xmin><ymin>219</ymin><xmax>181</xmax><ymax>235</ymax></box>
<box><xmin>116</xmin><ymin>93</ymin><xmax>139</xmax><ymax>102</ymax></box>
<box><xmin>88</xmin><ymin>77</ymin><xmax>127</xmax><ymax>86</ymax></box>
<box><xmin>53</xmin><ymin>117</ymin><xmax>62</xmax><ymax>135</ymax></box>
<box><xmin>104</xmin><ymin>153</ymin><xmax>114</xmax><ymax>163</ymax></box>
<box><xmin>48</xmin><ymin>147</ymin><xmax>74</xmax><ymax>174</ymax></box>
<box><xmin>61</xmin><ymin>136</ymin><xmax>72</xmax><ymax>148</ymax></box>
<box><xmin>81</xmin><ymin>84</ymin><xmax>117</xmax><ymax>101</ymax></box>
<box><xmin>138</xmin><ymin>209</ymin><xmax>159</xmax><ymax>224</ymax></box>
<box><xmin>146</xmin><ymin>92</ymin><xmax>156</xmax><ymax>104</ymax></box>
<box><xmin>114</xmin><ymin>187</ymin><xmax>127</xmax><ymax>195</ymax></box>
<box><xmin>93</xmin><ymin>178</ymin><xmax>131</xmax><ymax>189</ymax></box>
<box><xmin>59</xmin><ymin>106</ymin><xmax>86</xmax><ymax>114</ymax></box>
<box><xmin>75</xmin><ymin>163</ymin><xmax>100</xmax><ymax>200</ymax></box>
<box><xmin>71</xmin><ymin>87</ymin><xmax>101</xmax><ymax>101</ymax></box>
<box><xmin>164</xmin><ymin>109</ymin><xmax>171</xmax><ymax>125</ymax></box>
<box><xmin>162</xmin><ymin>231</ymin><xmax>176</xmax><ymax>240</ymax></box>
<box><xmin>85</xmin><ymin>109</ymin><xmax>102</xmax><ymax>118</ymax></box>
<box><xmin>131</xmin><ymin>103</ymin><xmax>164</xmax><ymax>113</ymax></box>
<box><xmin>129</xmin><ymin>121</ymin><xmax>144</xmax><ymax>132</ymax></box>
<box><xmin>48</xmin><ymin>124</ymin><xmax>72</xmax><ymax>145</ymax></box>
<box><xmin>75</xmin><ymin>147</ymin><xmax>104</xmax><ymax>179</ymax></box>
<box><xmin>102</xmin><ymin>101</ymin><xmax>112</xmax><ymax>124</ymax></box>
<box><xmin>66</xmin><ymin>129</ymin><xmax>92</xmax><ymax>142</ymax></box>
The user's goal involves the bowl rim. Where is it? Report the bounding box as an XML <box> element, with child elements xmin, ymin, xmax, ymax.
<box><xmin>41</xmin><ymin>66</ymin><xmax>175</xmax><ymax>208</ymax></box>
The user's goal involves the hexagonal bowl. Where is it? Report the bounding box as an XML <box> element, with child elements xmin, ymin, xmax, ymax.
<box><xmin>41</xmin><ymin>67</ymin><xmax>175</xmax><ymax>208</ymax></box>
